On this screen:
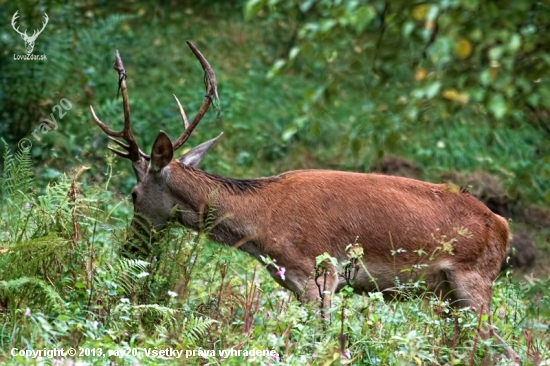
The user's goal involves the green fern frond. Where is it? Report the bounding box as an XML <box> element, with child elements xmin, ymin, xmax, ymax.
<box><xmin>1</xmin><ymin>139</ymin><xmax>35</xmax><ymax>242</ymax></box>
<box><xmin>184</xmin><ymin>315</ymin><xmax>217</xmax><ymax>344</ymax></box>
<box><xmin>1</xmin><ymin>138</ymin><xmax>33</xmax><ymax>200</ymax></box>
<box><xmin>2</xmin><ymin>233</ymin><xmax>71</xmax><ymax>278</ymax></box>
<box><xmin>111</xmin><ymin>258</ymin><xmax>150</xmax><ymax>294</ymax></box>
<box><xmin>1</xmin><ymin>138</ymin><xmax>13</xmax><ymax>190</ymax></box>
<box><xmin>204</xmin><ymin>189</ymin><xmax>219</xmax><ymax>232</ymax></box>
<box><xmin>131</xmin><ymin>304</ymin><xmax>175</xmax><ymax>319</ymax></box>
<box><xmin>116</xmin><ymin>258</ymin><xmax>150</xmax><ymax>274</ymax></box>
<box><xmin>126</xmin><ymin>212</ymin><xmax>153</xmax><ymax>255</ymax></box>
<box><xmin>111</xmin><ymin>304</ymin><xmax>177</xmax><ymax>325</ymax></box>
<box><xmin>0</xmin><ymin>277</ymin><xmax>63</xmax><ymax>308</ymax></box>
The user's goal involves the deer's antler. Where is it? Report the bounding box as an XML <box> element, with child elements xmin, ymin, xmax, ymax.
<box><xmin>90</xmin><ymin>42</ymin><xmax>219</xmax><ymax>180</ymax></box>
<box><xmin>171</xmin><ymin>41</ymin><xmax>219</xmax><ymax>151</ymax></box>
<box><xmin>90</xmin><ymin>50</ymin><xmax>148</xmax><ymax>180</ymax></box>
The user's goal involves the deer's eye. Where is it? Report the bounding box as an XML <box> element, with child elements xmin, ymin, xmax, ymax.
<box><xmin>131</xmin><ymin>191</ymin><xmax>137</xmax><ymax>202</ymax></box>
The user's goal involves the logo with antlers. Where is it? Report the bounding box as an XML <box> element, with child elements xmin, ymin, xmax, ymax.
<box><xmin>11</xmin><ymin>11</ymin><xmax>48</xmax><ymax>55</ymax></box>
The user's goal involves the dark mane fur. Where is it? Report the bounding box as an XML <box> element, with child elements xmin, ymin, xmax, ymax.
<box><xmin>183</xmin><ymin>164</ymin><xmax>281</xmax><ymax>193</ymax></box>
<box><xmin>205</xmin><ymin>171</ymin><xmax>280</xmax><ymax>193</ymax></box>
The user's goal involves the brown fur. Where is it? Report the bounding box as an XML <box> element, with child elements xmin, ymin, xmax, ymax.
<box><xmin>164</xmin><ymin>166</ymin><xmax>509</xmax><ymax>312</ymax></box>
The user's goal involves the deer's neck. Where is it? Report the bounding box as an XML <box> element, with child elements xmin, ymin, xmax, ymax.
<box><xmin>167</xmin><ymin>162</ymin><xmax>276</xmax><ymax>251</ymax></box>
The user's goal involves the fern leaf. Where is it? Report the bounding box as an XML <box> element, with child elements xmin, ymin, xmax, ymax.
<box><xmin>0</xmin><ymin>277</ymin><xmax>63</xmax><ymax>308</ymax></box>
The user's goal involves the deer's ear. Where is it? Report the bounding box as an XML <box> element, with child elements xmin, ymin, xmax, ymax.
<box><xmin>150</xmin><ymin>131</ymin><xmax>174</xmax><ymax>173</ymax></box>
<box><xmin>178</xmin><ymin>132</ymin><xmax>223</xmax><ymax>167</ymax></box>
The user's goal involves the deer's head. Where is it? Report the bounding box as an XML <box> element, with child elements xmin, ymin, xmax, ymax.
<box><xmin>90</xmin><ymin>42</ymin><xmax>220</xmax><ymax>251</ymax></box>
<box><xmin>11</xmin><ymin>11</ymin><xmax>48</xmax><ymax>54</ymax></box>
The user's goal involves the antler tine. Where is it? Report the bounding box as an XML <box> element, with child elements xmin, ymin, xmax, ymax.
<box><xmin>108</xmin><ymin>146</ymin><xmax>130</xmax><ymax>159</ymax></box>
<box><xmin>89</xmin><ymin>106</ymin><xmax>124</xmax><ymax>138</ymax></box>
<box><xmin>108</xmin><ymin>136</ymin><xmax>129</xmax><ymax>149</ymax></box>
<box><xmin>172</xmin><ymin>41</ymin><xmax>219</xmax><ymax>151</ymax></box>
<box><xmin>108</xmin><ymin>136</ymin><xmax>151</xmax><ymax>160</ymax></box>
<box><xmin>173</xmin><ymin>94</ymin><xmax>189</xmax><ymax>130</ymax></box>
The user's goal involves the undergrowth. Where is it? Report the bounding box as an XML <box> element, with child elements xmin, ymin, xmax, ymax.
<box><xmin>1</xmin><ymin>138</ymin><xmax>549</xmax><ymax>366</ymax></box>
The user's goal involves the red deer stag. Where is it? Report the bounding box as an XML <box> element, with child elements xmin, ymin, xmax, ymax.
<box><xmin>90</xmin><ymin>42</ymin><xmax>516</xmax><ymax>360</ymax></box>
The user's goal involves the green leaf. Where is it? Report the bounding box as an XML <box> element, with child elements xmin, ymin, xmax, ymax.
<box><xmin>267</xmin><ymin>59</ymin><xmax>286</xmax><ymax>79</ymax></box>
<box><xmin>299</xmin><ymin>0</ymin><xmax>315</xmax><ymax>13</ymax></box>
<box><xmin>489</xmin><ymin>94</ymin><xmax>507</xmax><ymax>119</ymax></box>
<box><xmin>508</xmin><ymin>34</ymin><xmax>521</xmax><ymax>52</ymax></box>
<box><xmin>402</xmin><ymin>21</ymin><xmax>415</xmax><ymax>37</ymax></box>
<box><xmin>282</xmin><ymin>126</ymin><xmax>297</xmax><ymax>142</ymax></box>
<box><xmin>348</xmin><ymin>6</ymin><xmax>375</xmax><ymax>34</ymax></box>
<box><xmin>244</xmin><ymin>0</ymin><xmax>265</xmax><ymax>21</ymax></box>
<box><xmin>319</xmin><ymin>19</ymin><xmax>336</xmax><ymax>34</ymax></box>
<box><xmin>289</xmin><ymin>47</ymin><xmax>300</xmax><ymax>60</ymax></box>
<box><xmin>527</xmin><ymin>93</ymin><xmax>539</xmax><ymax>108</ymax></box>
<box><xmin>489</xmin><ymin>46</ymin><xmax>504</xmax><ymax>60</ymax></box>
<box><xmin>426</xmin><ymin>82</ymin><xmax>442</xmax><ymax>99</ymax></box>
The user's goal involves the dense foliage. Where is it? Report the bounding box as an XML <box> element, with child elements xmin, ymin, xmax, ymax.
<box><xmin>245</xmin><ymin>0</ymin><xmax>550</xmax><ymax>203</ymax></box>
<box><xmin>1</xmin><ymin>0</ymin><xmax>549</xmax><ymax>365</ymax></box>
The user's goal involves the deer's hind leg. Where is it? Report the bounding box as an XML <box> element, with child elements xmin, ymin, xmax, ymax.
<box><xmin>431</xmin><ymin>267</ymin><xmax>456</xmax><ymax>305</ymax></box>
<box><xmin>446</xmin><ymin>269</ymin><xmax>517</xmax><ymax>361</ymax></box>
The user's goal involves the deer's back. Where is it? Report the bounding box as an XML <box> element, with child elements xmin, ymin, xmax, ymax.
<box><xmin>258</xmin><ymin>170</ymin><xmax>508</xmax><ymax>269</ymax></box>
